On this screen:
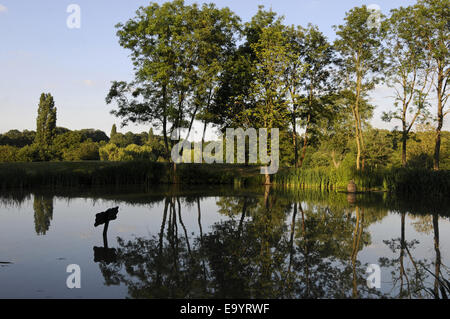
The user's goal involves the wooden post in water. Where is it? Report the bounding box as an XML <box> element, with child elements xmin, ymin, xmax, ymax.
<box><xmin>94</xmin><ymin>207</ymin><xmax>119</xmax><ymax>264</ymax></box>
<box><xmin>347</xmin><ymin>180</ymin><xmax>357</xmax><ymax>193</ymax></box>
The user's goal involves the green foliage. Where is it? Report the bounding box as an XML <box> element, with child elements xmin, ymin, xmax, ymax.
<box><xmin>110</xmin><ymin>124</ymin><xmax>117</xmax><ymax>138</ymax></box>
<box><xmin>244</xmin><ymin>23</ymin><xmax>290</xmax><ymax>129</ymax></box>
<box><xmin>0</xmin><ymin>162</ymin><xmax>171</xmax><ymax>190</ymax></box>
<box><xmin>99</xmin><ymin>143</ymin><xmax>156</xmax><ymax>162</ymax></box>
<box><xmin>51</xmin><ymin>131</ymin><xmax>103</xmax><ymax>161</ymax></box>
<box><xmin>0</xmin><ymin>1</ymin><xmax>448</xmax><ymax>200</ymax></box>
<box><xmin>414</xmin><ymin>0</ymin><xmax>449</xmax><ymax>170</ymax></box>
<box><xmin>0</xmin><ymin>130</ymin><xmax>35</xmax><ymax>147</ymax></box>
<box><xmin>35</xmin><ymin>93</ymin><xmax>57</xmax><ymax>148</ymax></box>
<box><xmin>0</xmin><ymin>145</ymin><xmax>19</xmax><ymax>162</ymax></box>
<box><xmin>107</xmin><ymin>0</ymin><xmax>240</xmax><ymax>159</ymax></box>
<box><xmin>61</xmin><ymin>141</ymin><xmax>100</xmax><ymax>161</ymax></box>
<box><xmin>109</xmin><ymin>131</ymin><xmax>147</xmax><ymax>147</ymax></box>
<box><xmin>15</xmin><ymin>144</ymin><xmax>43</xmax><ymax>162</ymax></box>
<box><xmin>273</xmin><ymin>166</ymin><xmax>385</xmax><ymax>191</ymax></box>
<box><xmin>384</xmin><ymin>168</ymin><xmax>450</xmax><ymax>197</ymax></box>
<box><xmin>406</xmin><ymin>126</ymin><xmax>450</xmax><ymax>169</ymax></box>
<box><xmin>78</xmin><ymin>129</ymin><xmax>109</xmax><ymax>143</ymax></box>
<box><xmin>363</xmin><ymin>129</ymin><xmax>394</xmax><ymax>168</ymax></box>
<box><xmin>33</xmin><ymin>195</ymin><xmax>53</xmax><ymax>235</ymax></box>
<box><xmin>1</xmin><ymin>160</ymin><xmax>447</xmax><ymax>197</ymax></box>
<box><xmin>334</xmin><ymin>5</ymin><xmax>387</xmax><ymax>170</ymax></box>
<box><xmin>383</xmin><ymin>4</ymin><xmax>435</xmax><ymax>167</ymax></box>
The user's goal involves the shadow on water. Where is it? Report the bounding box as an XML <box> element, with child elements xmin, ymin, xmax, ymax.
<box><xmin>0</xmin><ymin>185</ymin><xmax>449</xmax><ymax>299</ymax></box>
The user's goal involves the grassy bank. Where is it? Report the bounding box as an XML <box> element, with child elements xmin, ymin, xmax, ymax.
<box><xmin>0</xmin><ymin>161</ymin><xmax>448</xmax><ymax>197</ymax></box>
<box><xmin>0</xmin><ymin>161</ymin><xmax>260</xmax><ymax>190</ymax></box>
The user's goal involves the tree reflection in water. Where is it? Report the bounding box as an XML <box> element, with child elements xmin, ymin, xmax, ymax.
<box><xmin>97</xmin><ymin>188</ymin><xmax>387</xmax><ymax>298</ymax></box>
<box><xmin>18</xmin><ymin>186</ymin><xmax>447</xmax><ymax>299</ymax></box>
<box><xmin>380</xmin><ymin>211</ymin><xmax>449</xmax><ymax>299</ymax></box>
<box><xmin>1</xmin><ymin>186</ymin><xmax>444</xmax><ymax>298</ymax></box>
<box><xmin>33</xmin><ymin>194</ymin><xmax>54</xmax><ymax>235</ymax></box>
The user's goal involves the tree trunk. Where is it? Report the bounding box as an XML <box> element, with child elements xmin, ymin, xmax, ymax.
<box><xmin>293</xmin><ymin>122</ymin><xmax>298</xmax><ymax>168</ymax></box>
<box><xmin>434</xmin><ymin>62</ymin><xmax>444</xmax><ymax>171</ymax></box>
<box><xmin>432</xmin><ymin>214</ymin><xmax>441</xmax><ymax>297</ymax></box>
<box><xmin>434</xmin><ymin>129</ymin><xmax>441</xmax><ymax>171</ymax></box>
<box><xmin>162</xmin><ymin>85</ymin><xmax>170</xmax><ymax>161</ymax></box>
<box><xmin>351</xmin><ymin>100</ymin><xmax>362</xmax><ymax>171</ymax></box>
<box><xmin>264</xmin><ymin>173</ymin><xmax>271</xmax><ymax>185</ymax></box>
<box><xmin>400</xmin><ymin>212</ymin><xmax>406</xmax><ymax>297</ymax></box>
<box><xmin>263</xmin><ymin>184</ymin><xmax>271</xmax><ymax>209</ymax></box>
<box><xmin>172</xmin><ymin>162</ymin><xmax>177</xmax><ymax>184</ymax></box>
<box><xmin>202</xmin><ymin>120</ymin><xmax>207</xmax><ymax>146</ymax></box>
<box><xmin>298</xmin><ymin>116</ymin><xmax>310</xmax><ymax>168</ymax></box>
<box><xmin>331</xmin><ymin>150</ymin><xmax>341</xmax><ymax>169</ymax></box>
<box><xmin>434</xmin><ymin>94</ymin><xmax>443</xmax><ymax>171</ymax></box>
<box><xmin>291</xmin><ymin>97</ymin><xmax>298</xmax><ymax>168</ymax></box>
<box><xmin>355</xmin><ymin>121</ymin><xmax>361</xmax><ymax>171</ymax></box>
<box><xmin>354</xmin><ymin>72</ymin><xmax>364</xmax><ymax>171</ymax></box>
<box><xmin>401</xmin><ymin>131</ymin><xmax>407</xmax><ymax>168</ymax></box>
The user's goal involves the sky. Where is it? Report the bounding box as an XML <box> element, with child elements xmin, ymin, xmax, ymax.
<box><xmin>0</xmin><ymin>0</ymin><xmax>446</xmax><ymax>139</ymax></box>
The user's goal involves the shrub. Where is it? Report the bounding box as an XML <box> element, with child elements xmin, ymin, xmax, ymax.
<box><xmin>16</xmin><ymin>144</ymin><xmax>43</xmax><ymax>162</ymax></box>
<box><xmin>0</xmin><ymin>145</ymin><xmax>19</xmax><ymax>162</ymax></box>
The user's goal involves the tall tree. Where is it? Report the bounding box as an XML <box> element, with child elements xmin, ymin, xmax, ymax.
<box><xmin>415</xmin><ymin>0</ymin><xmax>449</xmax><ymax>170</ymax></box>
<box><xmin>383</xmin><ymin>5</ymin><xmax>434</xmax><ymax>167</ymax></box>
<box><xmin>212</xmin><ymin>6</ymin><xmax>280</xmax><ymax>131</ymax></box>
<box><xmin>106</xmin><ymin>0</ymin><xmax>239</xmax><ymax>160</ymax></box>
<box><xmin>35</xmin><ymin>93</ymin><xmax>57</xmax><ymax>149</ymax></box>
<box><xmin>283</xmin><ymin>25</ymin><xmax>306</xmax><ymax>168</ymax></box>
<box><xmin>297</xmin><ymin>24</ymin><xmax>336</xmax><ymax>168</ymax></box>
<box><xmin>190</xmin><ymin>3</ymin><xmax>241</xmax><ymax>144</ymax></box>
<box><xmin>242</xmin><ymin>23</ymin><xmax>291</xmax><ymax>184</ymax></box>
<box><xmin>334</xmin><ymin>6</ymin><xmax>386</xmax><ymax>170</ymax></box>
<box><xmin>110</xmin><ymin>124</ymin><xmax>117</xmax><ymax>139</ymax></box>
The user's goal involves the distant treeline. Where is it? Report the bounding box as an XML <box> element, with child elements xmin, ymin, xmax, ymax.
<box><xmin>0</xmin><ymin>125</ymin><xmax>167</xmax><ymax>163</ymax></box>
<box><xmin>1</xmin><ymin>125</ymin><xmax>449</xmax><ymax>171</ymax></box>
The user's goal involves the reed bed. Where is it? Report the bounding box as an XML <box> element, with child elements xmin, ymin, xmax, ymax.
<box><xmin>272</xmin><ymin>167</ymin><xmax>385</xmax><ymax>191</ymax></box>
<box><xmin>0</xmin><ymin>162</ymin><xmax>448</xmax><ymax>197</ymax></box>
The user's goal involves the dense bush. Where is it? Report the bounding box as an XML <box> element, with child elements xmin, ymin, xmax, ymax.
<box><xmin>384</xmin><ymin>168</ymin><xmax>450</xmax><ymax>197</ymax></box>
<box><xmin>0</xmin><ymin>145</ymin><xmax>19</xmax><ymax>162</ymax></box>
<box><xmin>15</xmin><ymin>144</ymin><xmax>43</xmax><ymax>162</ymax></box>
<box><xmin>99</xmin><ymin>143</ymin><xmax>156</xmax><ymax>161</ymax></box>
<box><xmin>0</xmin><ymin>130</ymin><xmax>35</xmax><ymax>147</ymax></box>
<box><xmin>61</xmin><ymin>140</ymin><xmax>100</xmax><ymax>161</ymax></box>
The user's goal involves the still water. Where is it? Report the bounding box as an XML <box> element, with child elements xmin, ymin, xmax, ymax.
<box><xmin>0</xmin><ymin>186</ymin><xmax>449</xmax><ymax>299</ymax></box>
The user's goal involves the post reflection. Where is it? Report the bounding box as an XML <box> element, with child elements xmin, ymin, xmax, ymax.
<box><xmin>96</xmin><ymin>190</ymin><xmax>389</xmax><ymax>298</ymax></box>
<box><xmin>7</xmin><ymin>188</ymin><xmax>446</xmax><ymax>299</ymax></box>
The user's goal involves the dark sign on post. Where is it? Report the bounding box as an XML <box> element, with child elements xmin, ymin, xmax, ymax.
<box><xmin>94</xmin><ymin>207</ymin><xmax>119</xmax><ymax>227</ymax></box>
<box><xmin>93</xmin><ymin>207</ymin><xmax>119</xmax><ymax>264</ymax></box>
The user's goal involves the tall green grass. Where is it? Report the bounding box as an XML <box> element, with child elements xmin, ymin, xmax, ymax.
<box><xmin>0</xmin><ymin>162</ymin><xmax>258</xmax><ymax>190</ymax></box>
<box><xmin>272</xmin><ymin>166</ymin><xmax>385</xmax><ymax>191</ymax></box>
<box><xmin>383</xmin><ymin>168</ymin><xmax>450</xmax><ymax>197</ymax></box>
<box><xmin>0</xmin><ymin>161</ymin><xmax>170</xmax><ymax>190</ymax></box>
<box><xmin>0</xmin><ymin>162</ymin><xmax>448</xmax><ymax>197</ymax></box>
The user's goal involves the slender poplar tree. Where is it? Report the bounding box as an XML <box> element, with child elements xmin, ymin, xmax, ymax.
<box><xmin>35</xmin><ymin>93</ymin><xmax>57</xmax><ymax>149</ymax></box>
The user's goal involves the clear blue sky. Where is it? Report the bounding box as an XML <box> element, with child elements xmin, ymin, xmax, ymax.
<box><xmin>2</xmin><ymin>0</ymin><xmax>444</xmax><ymax>138</ymax></box>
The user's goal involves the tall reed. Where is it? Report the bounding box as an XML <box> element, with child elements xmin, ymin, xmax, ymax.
<box><xmin>0</xmin><ymin>162</ymin><xmax>448</xmax><ymax>197</ymax></box>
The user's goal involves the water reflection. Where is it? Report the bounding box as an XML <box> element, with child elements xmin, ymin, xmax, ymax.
<box><xmin>92</xmin><ymin>188</ymin><xmax>399</xmax><ymax>298</ymax></box>
<box><xmin>33</xmin><ymin>195</ymin><xmax>54</xmax><ymax>235</ymax></box>
<box><xmin>379</xmin><ymin>211</ymin><xmax>449</xmax><ymax>299</ymax></box>
<box><xmin>0</xmin><ymin>186</ymin><xmax>448</xmax><ymax>299</ymax></box>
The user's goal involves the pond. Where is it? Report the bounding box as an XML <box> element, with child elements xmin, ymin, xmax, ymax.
<box><xmin>0</xmin><ymin>186</ymin><xmax>448</xmax><ymax>299</ymax></box>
